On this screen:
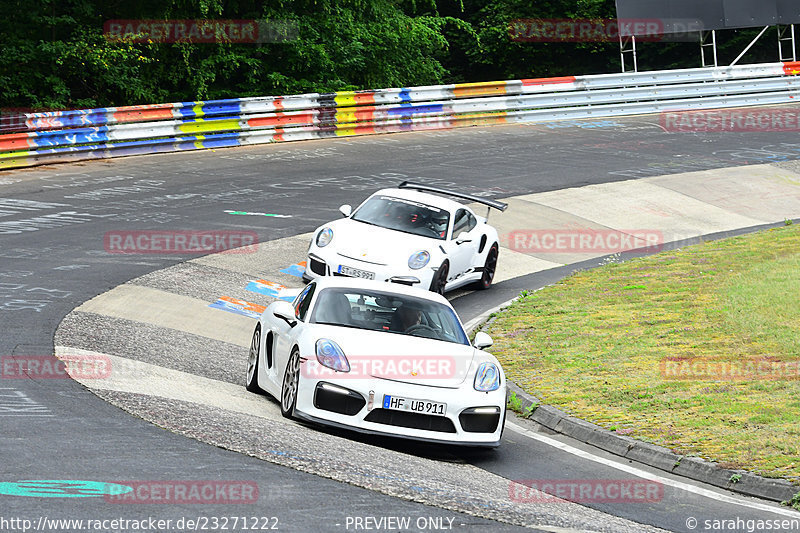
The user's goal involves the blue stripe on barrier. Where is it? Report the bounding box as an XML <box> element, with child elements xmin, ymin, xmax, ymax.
<box><xmin>387</xmin><ymin>104</ymin><xmax>443</xmax><ymax>115</ymax></box>
<box><xmin>30</xmin><ymin>127</ymin><xmax>110</xmax><ymax>148</ymax></box>
<box><xmin>399</xmin><ymin>89</ymin><xmax>411</xmax><ymax>103</ymax></box>
<box><xmin>24</xmin><ymin>131</ymin><xmax>243</xmax><ymax>156</ymax></box>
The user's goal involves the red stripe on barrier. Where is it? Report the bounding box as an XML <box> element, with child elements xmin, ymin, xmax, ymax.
<box><xmin>111</xmin><ymin>105</ymin><xmax>175</xmax><ymax>124</ymax></box>
<box><xmin>247</xmin><ymin>112</ymin><xmax>315</xmax><ymax>128</ymax></box>
<box><xmin>354</xmin><ymin>92</ymin><xmax>376</xmax><ymax>105</ymax></box>
<box><xmin>521</xmin><ymin>76</ymin><xmax>577</xmax><ymax>86</ymax></box>
<box><xmin>783</xmin><ymin>61</ymin><xmax>800</xmax><ymax>75</ymax></box>
<box><xmin>0</xmin><ymin>132</ymin><xmax>34</xmax><ymax>151</ymax></box>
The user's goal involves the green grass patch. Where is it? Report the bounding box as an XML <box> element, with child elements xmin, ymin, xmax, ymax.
<box><xmin>487</xmin><ymin>225</ymin><xmax>800</xmax><ymax>483</ymax></box>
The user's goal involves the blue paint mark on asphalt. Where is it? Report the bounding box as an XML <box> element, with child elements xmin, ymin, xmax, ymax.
<box><xmin>246</xmin><ymin>281</ymin><xmax>281</xmax><ymax>297</ymax></box>
<box><xmin>208</xmin><ymin>299</ymin><xmax>261</xmax><ymax>319</ymax></box>
<box><xmin>0</xmin><ymin>480</ymin><xmax>132</xmax><ymax>498</ymax></box>
<box><xmin>280</xmin><ymin>264</ymin><xmax>306</xmax><ymax>278</ymax></box>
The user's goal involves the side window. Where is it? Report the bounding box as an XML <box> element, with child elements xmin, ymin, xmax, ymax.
<box><xmin>452</xmin><ymin>209</ymin><xmax>470</xmax><ymax>238</ymax></box>
<box><xmin>466</xmin><ymin>211</ymin><xmax>477</xmax><ymax>232</ymax></box>
<box><xmin>294</xmin><ymin>283</ymin><xmax>316</xmax><ymax>321</ymax></box>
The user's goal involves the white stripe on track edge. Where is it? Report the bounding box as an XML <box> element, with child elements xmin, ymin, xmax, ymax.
<box><xmin>506</xmin><ymin>421</ymin><xmax>799</xmax><ymax>518</ymax></box>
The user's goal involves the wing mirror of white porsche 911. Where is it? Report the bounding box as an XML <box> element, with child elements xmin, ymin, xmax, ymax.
<box><xmin>456</xmin><ymin>231</ymin><xmax>472</xmax><ymax>244</ymax></box>
<box><xmin>339</xmin><ymin>204</ymin><xmax>352</xmax><ymax>217</ymax></box>
<box><xmin>272</xmin><ymin>300</ymin><xmax>297</xmax><ymax>327</ymax></box>
<box><xmin>473</xmin><ymin>332</ymin><xmax>493</xmax><ymax>349</ymax></box>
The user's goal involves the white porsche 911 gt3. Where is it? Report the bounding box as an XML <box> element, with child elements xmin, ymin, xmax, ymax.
<box><xmin>304</xmin><ymin>182</ymin><xmax>508</xmax><ymax>294</ymax></box>
<box><xmin>246</xmin><ymin>277</ymin><xmax>506</xmax><ymax>447</ymax></box>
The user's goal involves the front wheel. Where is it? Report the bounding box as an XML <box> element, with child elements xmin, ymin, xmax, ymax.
<box><xmin>245</xmin><ymin>326</ymin><xmax>262</xmax><ymax>393</ymax></box>
<box><xmin>475</xmin><ymin>244</ymin><xmax>498</xmax><ymax>290</ymax></box>
<box><xmin>280</xmin><ymin>347</ymin><xmax>301</xmax><ymax>419</ymax></box>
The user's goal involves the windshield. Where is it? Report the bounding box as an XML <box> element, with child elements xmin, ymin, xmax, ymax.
<box><xmin>351</xmin><ymin>195</ymin><xmax>449</xmax><ymax>240</ymax></box>
<box><xmin>310</xmin><ymin>288</ymin><xmax>469</xmax><ymax>345</ymax></box>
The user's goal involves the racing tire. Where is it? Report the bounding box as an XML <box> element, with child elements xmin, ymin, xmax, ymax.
<box><xmin>245</xmin><ymin>326</ymin><xmax>263</xmax><ymax>393</ymax></box>
<box><xmin>429</xmin><ymin>261</ymin><xmax>449</xmax><ymax>295</ymax></box>
<box><xmin>280</xmin><ymin>347</ymin><xmax>301</xmax><ymax>419</ymax></box>
<box><xmin>475</xmin><ymin>244</ymin><xmax>498</xmax><ymax>290</ymax></box>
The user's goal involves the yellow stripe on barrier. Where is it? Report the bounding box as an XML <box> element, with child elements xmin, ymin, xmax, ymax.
<box><xmin>0</xmin><ymin>150</ymin><xmax>33</xmax><ymax>169</ymax></box>
<box><xmin>334</xmin><ymin>109</ymin><xmax>359</xmax><ymax>124</ymax></box>
<box><xmin>334</xmin><ymin>92</ymin><xmax>357</xmax><ymax>107</ymax></box>
<box><xmin>453</xmin><ymin>82</ymin><xmax>509</xmax><ymax>98</ymax></box>
<box><xmin>193</xmin><ymin>101</ymin><xmax>205</xmax><ymax>117</ymax></box>
<box><xmin>178</xmin><ymin>119</ymin><xmax>241</xmax><ymax>134</ymax></box>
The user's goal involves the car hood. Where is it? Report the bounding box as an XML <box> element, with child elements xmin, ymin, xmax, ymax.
<box><xmin>308</xmin><ymin>325</ymin><xmax>477</xmax><ymax>388</ymax></box>
<box><xmin>327</xmin><ymin>218</ymin><xmax>439</xmax><ymax>266</ymax></box>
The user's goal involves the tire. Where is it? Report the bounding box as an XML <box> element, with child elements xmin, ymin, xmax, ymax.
<box><xmin>429</xmin><ymin>261</ymin><xmax>449</xmax><ymax>295</ymax></box>
<box><xmin>245</xmin><ymin>326</ymin><xmax>263</xmax><ymax>393</ymax></box>
<box><xmin>475</xmin><ymin>243</ymin><xmax>498</xmax><ymax>290</ymax></box>
<box><xmin>280</xmin><ymin>347</ymin><xmax>301</xmax><ymax>419</ymax></box>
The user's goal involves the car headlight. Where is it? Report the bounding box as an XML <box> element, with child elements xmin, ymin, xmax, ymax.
<box><xmin>408</xmin><ymin>250</ymin><xmax>430</xmax><ymax>270</ymax></box>
<box><xmin>315</xmin><ymin>339</ymin><xmax>349</xmax><ymax>372</ymax></box>
<box><xmin>316</xmin><ymin>227</ymin><xmax>333</xmax><ymax>247</ymax></box>
<box><xmin>474</xmin><ymin>362</ymin><xmax>500</xmax><ymax>392</ymax></box>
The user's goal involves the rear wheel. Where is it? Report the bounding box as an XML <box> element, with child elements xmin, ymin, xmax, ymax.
<box><xmin>280</xmin><ymin>347</ymin><xmax>301</xmax><ymax>419</ymax></box>
<box><xmin>245</xmin><ymin>326</ymin><xmax>262</xmax><ymax>393</ymax></box>
<box><xmin>429</xmin><ymin>261</ymin><xmax>449</xmax><ymax>295</ymax></box>
<box><xmin>475</xmin><ymin>244</ymin><xmax>498</xmax><ymax>290</ymax></box>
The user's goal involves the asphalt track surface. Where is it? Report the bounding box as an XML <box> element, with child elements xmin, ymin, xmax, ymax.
<box><xmin>2</xmin><ymin>115</ymin><xmax>800</xmax><ymax>532</ymax></box>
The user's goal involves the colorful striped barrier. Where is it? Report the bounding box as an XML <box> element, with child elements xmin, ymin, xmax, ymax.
<box><xmin>2</xmin><ymin>61</ymin><xmax>799</xmax><ymax>170</ymax></box>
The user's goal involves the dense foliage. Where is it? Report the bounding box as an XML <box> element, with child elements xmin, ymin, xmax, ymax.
<box><xmin>0</xmin><ymin>0</ymin><xmax>783</xmax><ymax>110</ymax></box>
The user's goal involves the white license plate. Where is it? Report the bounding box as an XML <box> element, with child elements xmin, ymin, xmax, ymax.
<box><xmin>338</xmin><ymin>265</ymin><xmax>375</xmax><ymax>280</ymax></box>
<box><xmin>383</xmin><ymin>395</ymin><xmax>446</xmax><ymax>416</ymax></box>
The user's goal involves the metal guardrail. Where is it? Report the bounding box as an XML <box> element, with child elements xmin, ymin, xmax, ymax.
<box><xmin>2</xmin><ymin>61</ymin><xmax>799</xmax><ymax>170</ymax></box>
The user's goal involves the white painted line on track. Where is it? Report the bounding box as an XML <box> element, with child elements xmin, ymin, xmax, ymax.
<box><xmin>506</xmin><ymin>421</ymin><xmax>798</xmax><ymax>517</ymax></box>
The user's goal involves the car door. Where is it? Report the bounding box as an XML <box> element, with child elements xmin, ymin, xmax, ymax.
<box><xmin>273</xmin><ymin>283</ymin><xmax>315</xmax><ymax>381</ymax></box>
<box><xmin>445</xmin><ymin>208</ymin><xmax>480</xmax><ymax>280</ymax></box>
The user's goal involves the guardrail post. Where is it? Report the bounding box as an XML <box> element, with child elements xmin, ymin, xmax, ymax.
<box><xmin>700</xmin><ymin>30</ymin><xmax>718</xmax><ymax>68</ymax></box>
<box><xmin>778</xmin><ymin>24</ymin><xmax>797</xmax><ymax>62</ymax></box>
<box><xmin>619</xmin><ymin>35</ymin><xmax>638</xmax><ymax>73</ymax></box>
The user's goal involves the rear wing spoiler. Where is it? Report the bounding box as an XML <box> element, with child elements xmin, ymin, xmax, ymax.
<box><xmin>398</xmin><ymin>181</ymin><xmax>508</xmax><ymax>212</ymax></box>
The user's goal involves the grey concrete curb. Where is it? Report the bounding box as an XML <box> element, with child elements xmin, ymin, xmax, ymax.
<box><xmin>504</xmin><ymin>379</ymin><xmax>798</xmax><ymax>503</ymax></box>
<box><xmin>470</xmin><ymin>221</ymin><xmax>800</xmax><ymax>506</ymax></box>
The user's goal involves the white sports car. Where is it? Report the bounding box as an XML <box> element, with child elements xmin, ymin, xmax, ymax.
<box><xmin>246</xmin><ymin>277</ymin><xmax>507</xmax><ymax>447</ymax></box>
<box><xmin>304</xmin><ymin>181</ymin><xmax>507</xmax><ymax>294</ymax></box>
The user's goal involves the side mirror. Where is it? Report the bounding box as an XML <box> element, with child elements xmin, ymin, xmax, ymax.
<box><xmin>456</xmin><ymin>231</ymin><xmax>472</xmax><ymax>244</ymax></box>
<box><xmin>339</xmin><ymin>204</ymin><xmax>352</xmax><ymax>217</ymax></box>
<box><xmin>473</xmin><ymin>332</ymin><xmax>493</xmax><ymax>349</ymax></box>
<box><xmin>272</xmin><ymin>300</ymin><xmax>297</xmax><ymax>327</ymax></box>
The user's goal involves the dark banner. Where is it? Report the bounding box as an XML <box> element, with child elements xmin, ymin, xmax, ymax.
<box><xmin>615</xmin><ymin>0</ymin><xmax>800</xmax><ymax>35</ymax></box>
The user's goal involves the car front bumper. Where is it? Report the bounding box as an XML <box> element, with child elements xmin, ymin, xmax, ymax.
<box><xmin>293</xmin><ymin>373</ymin><xmax>507</xmax><ymax>447</ymax></box>
<box><xmin>304</xmin><ymin>249</ymin><xmax>437</xmax><ymax>290</ymax></box>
